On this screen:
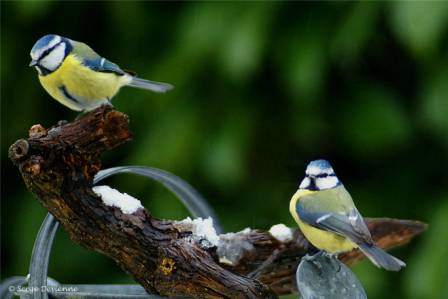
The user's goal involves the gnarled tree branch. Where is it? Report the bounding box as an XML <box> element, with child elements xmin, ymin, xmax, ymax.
<box><xmin>9</xmin><ymin>106</ymin><xmax>427</xmax><ymax>298</ymax></box>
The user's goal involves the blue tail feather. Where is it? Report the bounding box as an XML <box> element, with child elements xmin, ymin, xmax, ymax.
<box><xmin>358</xmin><ymin>243</ymin><xmax>405</xmax><ymax>271</ymax></box>
<box><xmin>127</xmin><ymin>77</ymin><xmax>173</xmax><ymax>93</ymax></box>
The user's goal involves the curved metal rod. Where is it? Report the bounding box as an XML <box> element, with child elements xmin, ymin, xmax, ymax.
<box><xmin>0</xmin><ymin>276</ymin><xmax>27</xmax><ymax>299</ymax></box>
<box><xmin>94</xmin><ymin>166</ymin><xmax>223</xmax><ymax>233</ymax></box>
<box><xmin>25</xmin><ymin>165</ymin><xmax>223</xmax><ymax>298</ymax></box>
<box><xmin>28</xmin><ymin>213</ymin><xmax>59</xmax><ymax>299</ymax></box>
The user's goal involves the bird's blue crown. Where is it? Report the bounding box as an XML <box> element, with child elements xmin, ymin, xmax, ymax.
<box><xmin>31</xmin><ymin>34</ymin><xmax>59</xmax><ymax>52</ymax></box>
<box><xmin>307</xmin><ymin>159</ymin><xmax>332</xmax><ymax>170</ymax></box>
<box><xmin>305</xmin><ymin>160</ymin><xmax>336</xmax><ymax>177</ymax></box>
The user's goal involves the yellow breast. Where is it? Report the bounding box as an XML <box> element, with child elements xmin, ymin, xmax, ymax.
<box><xmin>289</xmin><ymin>189</ymin><xmax>356</xmax><ymax>253</ymax></box>
<box><xmin>38</xmin><ymin>55</ymin><xmax>131</xmax><ymax>111</ymax></box>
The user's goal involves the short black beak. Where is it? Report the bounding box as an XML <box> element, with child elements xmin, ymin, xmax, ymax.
<box><xmin>29</xmin><ymin>60</ymin><xmax>37</xmax><ymax>67</ymax></box>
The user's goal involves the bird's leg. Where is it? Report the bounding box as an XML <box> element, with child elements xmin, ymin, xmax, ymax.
<box><xmin>106</xmin><ymin>98</ymin><xmax>114</xmax><ymax>108</ymax></box>
<box><xmin>302</xmin><ymin>251</ymin><xmax>326</xmax><ymax>275</ymax></box>
<box><xmin>317</xmin><ymin>252</ymin><xmax>344</xmax><ymax>272</ymax></box>
<box><xmin>302</xmin><ymin>250</ymin><xmax>324</xmax><ymax>261</ymax></box>
<box><xmin>314</xmin><ymin>250</ymin><xmax>327</xmax><ymax>259</ymax></box>
<box><xmin>323</xmin><ymin>251</ymin><xmax>338</xmax><ymax>259</ymax></box>
<box><xmin>326</xmin><ymin>252</ymin><xmax>342</xmax><ymax>272</ymax></box>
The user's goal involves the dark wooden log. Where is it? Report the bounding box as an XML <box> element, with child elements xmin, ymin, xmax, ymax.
<box><xmin>9</xmin><ymin>106</ymin><xmax>427</xmax><ymax>298</ymax></box>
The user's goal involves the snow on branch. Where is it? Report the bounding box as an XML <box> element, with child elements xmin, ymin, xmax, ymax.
<box><xmin>93</xmin><ymin>185</ymin><xmax>143</xmax><ymax>214</ymax></box>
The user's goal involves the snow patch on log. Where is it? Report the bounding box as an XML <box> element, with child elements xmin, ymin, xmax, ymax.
<box><xmin>93</xmin><ymin>185</ymin><xmax>143</xmax><ymax>214</ymax></box>
<box><xmin>174</xmin><ymin>217</ymin><xmax>220</xmax><ymax>247</ymax></box>
<box><xmin>269</xmin><ymin>223</ymin><xmax>293</xmax><ymax>242</ymax></box>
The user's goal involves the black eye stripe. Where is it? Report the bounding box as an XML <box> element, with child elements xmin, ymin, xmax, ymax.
<box><xmin>38</xmin><ymin>41</ymin><xmax>63</xmax><ymax>61</ymax></box>
<box><xmin>317</xmin><ymin>173</ymin><xmax>335</xmax><ymax>178</ymax></box>
<box><xmin>306</xmin><ymin>173</ymin><xmax>335</xmax><ymax>178</ymax></box>
<box><xmin>39</xmin><ymin>49</ymin><xmax>52</xmax><ymax>59</ymax></box>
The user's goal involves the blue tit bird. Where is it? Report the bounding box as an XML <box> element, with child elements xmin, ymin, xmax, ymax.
<box><xmin>289</xmin><ymin>159</ymin><xmax>405</xmax><ymax>271</ymax></box>
<box><xmin>29</xmin><ymin>34</ymin><xmax>173</xmax><ymax>111</ymax></box>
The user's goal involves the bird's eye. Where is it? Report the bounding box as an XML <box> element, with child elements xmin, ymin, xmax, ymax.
<box><xmin>38</xmin><ymin>46</ymin><xmax>55</xmax><ymax>62</ymax></box>
<box><xmin>40</xmin><ymin>49</ymin><xmax>51</xmax><ymax>59</ymax></box>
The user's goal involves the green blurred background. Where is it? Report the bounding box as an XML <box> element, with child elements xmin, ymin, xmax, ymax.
<box><xmin>1</xmin><ymin>1</ymin><xmax>447</xmax><ymax>299</ymax></box>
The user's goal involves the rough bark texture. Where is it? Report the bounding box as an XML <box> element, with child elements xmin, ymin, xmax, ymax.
<box><xmin>9</xmin><ymin>106</ymin><xmax>427</xmax><ymax>298</ymax></box>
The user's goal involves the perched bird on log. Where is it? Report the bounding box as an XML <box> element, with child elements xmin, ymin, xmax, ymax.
<box><xmin>29</xmin><ymin>34</ymin><xmax>173</xmax><ymax>111</ymax></box>
<box><xmin>290</xmin><ymin>159</ymin><xmax>405</xmax><ymax>271</ymax></box>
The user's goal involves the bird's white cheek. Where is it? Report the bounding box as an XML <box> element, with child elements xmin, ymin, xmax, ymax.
<box><xmin>315</xmin><ymin>176</ymin><xmax>339</xmax><ymax>190</ymax></box>
<box><xmin>39</xmin><ymin>43</ymin><xmax>66</xmax><ymax>71</ymax></box>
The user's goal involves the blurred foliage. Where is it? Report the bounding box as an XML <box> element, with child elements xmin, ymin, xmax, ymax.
<box><xmin>1</xmin><ymin>2</ymin><xmax>447</xmax><ymax>299</ymax></box>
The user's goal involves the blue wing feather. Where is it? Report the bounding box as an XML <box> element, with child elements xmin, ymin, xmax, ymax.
<box><xmin>69</xmin><ymin>40</ymin><xmax>173</xmax><ymax>91</ymax></box>
<box><xmin>70</xmin><ymin>40</ymin><xmax>127</xmax><ymax>76</ymax></box>
<box><xmin>296</xmin><ymin>198</ymin><xmax>405</xmax><ymax>271</ymax></box>
<box><xmin>82</xmin><ymin>57</ymin><xmax>126</xmax><ymax>75</ymax></box>
<box><xmin>296</xmin><ymin>201</ymin><xmax>373</xmax><ymax>245</ymax></box>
